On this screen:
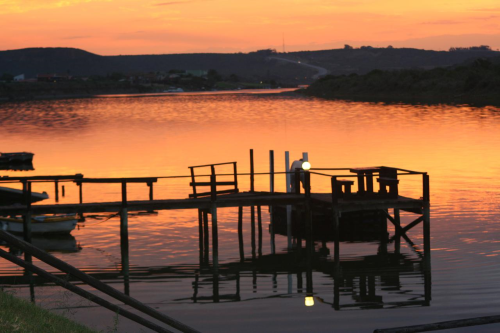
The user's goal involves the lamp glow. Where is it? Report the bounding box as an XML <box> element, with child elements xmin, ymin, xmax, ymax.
<box><xmin>302</xmin><ymin>161</ymin><xmax>311</xmax><ymax>171</ymax></box>
<box><xmin>305</xmin><ymin>296</ymin><xmax>315</xmax><ymax>307</ymax></box>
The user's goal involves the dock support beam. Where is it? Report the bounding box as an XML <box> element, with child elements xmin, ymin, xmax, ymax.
<box><xmin>210</xmin><ymin>172</ymin><xmax>219</xmax><ymax>271</ymax></box>
<box><xmin>257</xmin><ymin>206</ymin><xmax>262</xmax><ymax>258</ymax></box>
<box><xmin>250</xmin><ymin>149</ymin><xmax>255</xmax><ymax>192</ymax></box>
<box><xmin>394</xmin><ymin>208</ymin><xmax>401</xmax><ymax>254</ymax></box>
<box><xmin>285</xmin><ymin>151</ymin><xmax>292</xmax><ymax>249</ymax></box>
<box><xmin>120</xmin><ymin>181</ymin><xmax>130</xmax><ymax>296</ymax></box>
<box><xmin>55</xmin><ymin>180</ymin><xmax>59</xmax><ymax>203</ymax></box>
<box><xmin>423</xmin><ymin>174</ymin><xmax>431</xmax><ymax>260</ymax></box>
<box><xmin>251</xmin><ymin>205</ymin><xmax>256</xmax><ymax>260</ymax></box>
<box><xmin>238</xmin><ymin>207</ymin><xmax>244</xmax><ymax>262</ymax></box>
<box><xmin>331</xmin><ymin>177</ymin><xmax>340</xmax><ymax>271</ymax></box>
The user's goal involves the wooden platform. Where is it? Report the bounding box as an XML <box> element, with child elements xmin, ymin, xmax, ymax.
<box><xmin>0</xmin><ymin>191</ymin><xmax>424</xmax><ymax>215</ymax></box>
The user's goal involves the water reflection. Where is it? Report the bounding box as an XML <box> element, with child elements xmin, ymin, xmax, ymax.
<box><xmin>0</xmin><ymin>234</ymin><xmax>80</xmax><ymax>255</ymax></box>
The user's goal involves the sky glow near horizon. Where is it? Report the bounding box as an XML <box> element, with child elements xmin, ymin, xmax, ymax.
<box><xmin>1</xmin><ymin>0</ymin><xmax>499</xmax><ymax>55</ymax></box>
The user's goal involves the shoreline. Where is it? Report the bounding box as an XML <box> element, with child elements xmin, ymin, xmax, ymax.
<box><xmin>0</xmin><ymin>87</ymin><xmax>301</xmax><ymax>102</ymax></box>
<box><xmin>302</xmin><ymin>90</ymin><xmax>500</xmax><ymax>107</ymax></box>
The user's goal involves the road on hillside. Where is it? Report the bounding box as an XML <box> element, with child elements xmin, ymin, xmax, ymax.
<box><xmin>268</xmin><ymin>56</ymin><xmax>329</xmax><ymax>79</ymax></box>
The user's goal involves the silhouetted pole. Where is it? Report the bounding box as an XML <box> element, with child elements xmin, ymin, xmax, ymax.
<box><xmin>238</xmin><ymin>206</ymin><xmax>244</xmax><ymax>262</ymax></box>
<box><xmin>250</xmin><ymin>149</ymin><xmax>255</xmax><ymax>192</ymax></box>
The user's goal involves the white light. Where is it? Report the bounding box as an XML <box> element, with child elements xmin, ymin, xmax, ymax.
<box><xmin>305</xmin><ymin>296</ymin><xmax>314</xmax><ymax>307</ymax></box>
<box><xmin>302</xmin><ymin>161</ymin><xmax>311</xmax><ymax>171</ymax></box>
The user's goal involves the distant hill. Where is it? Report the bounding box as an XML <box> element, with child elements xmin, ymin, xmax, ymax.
<box><xmin>1</xmin><ymin>47</ymin><xmax>500</xmax><ymax>84</ymax></box>
<box><xmin>304</xmin><ymin>56</ymin><xmax>500</xmax><ymax>104</ymax></box>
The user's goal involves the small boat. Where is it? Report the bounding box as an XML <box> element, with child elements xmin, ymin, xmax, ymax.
<box><xmin>0</xmin><ymin>152</ymin><xmax>34</xmax><ymax>164</ymax></box>
<box><xmin>0</xmin><ymin>186</ymin><xmax>49</xmax><ymax>205</ymax></box>
<box><xmin>0</xmin><ymin>214</ymin><xmax>78</xmax><ymax>234</ymax></box>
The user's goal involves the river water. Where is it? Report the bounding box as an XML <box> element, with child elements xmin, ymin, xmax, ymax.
<box><xmin>1</xmin><ymin>90</ymin><xmax>500</xmax><ymax>332</ymax></box>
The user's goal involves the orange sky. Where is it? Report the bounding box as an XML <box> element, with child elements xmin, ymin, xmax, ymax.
<box><xmin>1</xmin><ymin>0</ymin><xmax>500</xmax><ymax>55</ymax></box>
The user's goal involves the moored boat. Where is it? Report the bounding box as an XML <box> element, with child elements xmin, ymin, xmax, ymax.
<box><xmin>0</xmin><ymin>186</ymin><xmax>49</xmax><ymax>205</ymax></box>
<box><xmin>0</xmin><ymin>214</ymin><xmax>77</xmax><ymax>234</ymax></box>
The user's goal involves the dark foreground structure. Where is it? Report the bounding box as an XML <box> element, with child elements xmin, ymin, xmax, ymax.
<box><xmin>0</xmin><ymin>150</ymin><xmax>435</xmax><ymax>332</ymax></box>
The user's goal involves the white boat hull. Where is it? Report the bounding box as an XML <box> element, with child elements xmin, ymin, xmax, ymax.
<box><xmin>0</xmin><ymin>217</ymin><xmax>77</xmax><ymax>234</ymax></box>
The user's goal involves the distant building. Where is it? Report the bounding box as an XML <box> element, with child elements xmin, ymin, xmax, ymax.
<box><xmin>37</xmin><ymin>73</ymin><xmax>71</xmax><ymax>82</ymax></box>
<box><xmin>14</xmin><ymin>74</ymin><xmax>25</xmax><ymax>81</ymax></box>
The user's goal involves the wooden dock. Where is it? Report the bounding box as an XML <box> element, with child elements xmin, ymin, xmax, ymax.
<box><xmin>0</xmin><ymin>149</ymin><xmax>433</xmax><ymax>331</ymax></box>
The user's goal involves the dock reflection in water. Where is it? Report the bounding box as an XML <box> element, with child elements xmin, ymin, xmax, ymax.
<box><xmin>0</xmin><ymin>206</ymin><xmax>430</xmax><ymax>315</ymax></box>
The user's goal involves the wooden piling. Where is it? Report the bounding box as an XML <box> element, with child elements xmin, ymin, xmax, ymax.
<box><xmin>22</xmin><ymin>181</ymin><xmax>32</xmax><ymax>262</ymax></box>
<box><xmin>393</xmin><ymin>208</ymin><xmax>401</xmax><ymax>254</ymax></box>
<box><xmin>270</xmin><ymin>205</ymin><xmax>276</xmax><ymax>255</ymax></box>
<box><xmin>257</xmin><ymin>206</ymin><xmax>262</xmax><ymax>258</ymax></box>
<box><xmin>423</xmin><ymin>174</ymin><xmax>431</xmax><ymax>259</ymax></box>
<box><xmin>148</xmin><ymin>182</ymin><xmax>154</xmax><ymax>200</ymax></box>
<box><xmin>62</xmin><ymin>185</ymin><xmax>65</xmax><ymax>197</ymax></box>
<box><xmin>250</xmin><ymin>149</ymin><xmax>255</xmax><ymax>192</ymax></box>
<box><xmin>78</xmin><ymin>182</ymin><xmax>83</xmax><ymax>204</ymax></box>
<box><xmin>54</xmin><ymin>180</ymin><xmax>59</xmax><ymax>203</ymax></box>
<box><xmin>210</xmin><ymin>173</ymin><xmax>219</xmax><ymax>269</ymax></box>
<box><xmin>304</xmin><ymin>172</ymin><xmax>313</xmax><ymax>259</ymax></box>
<box><xmin>251</xmin><ymin>205</ymin><xmax>256</xmax><ymax>260</ymax></box>
<box><xmin>198</xmin><ymin>209</ymin><xmax>203</xmax><ymax>263</ymax></box>
<box><xmin>203</xmin><ymin>210</ymin><xmax>209</xmax><ymax>264</ymax></box>
<box><xmin>285</xmin><ymin>151</ymin><xmax>290</xmax><ymax>193</ymax></box>
<box><xmin>238</xmin><ymin>206</ymin><xmax>244</xmax><ymax>262</ymax></box>
<box><xmin>331</xmin><ymin>177</ymin><xmax>340</xmax><ymax>270</ymax></box>
<box><xmin>269</xmin><ymin>150</ymin><xmax>274</xmax><ymax>193</ymax></box>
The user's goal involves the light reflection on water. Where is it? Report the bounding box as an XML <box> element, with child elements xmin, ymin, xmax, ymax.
<box><xmin>1</xmin><ymin>91</ymin><xmax>500</xmax><ymax>332</ymax></box>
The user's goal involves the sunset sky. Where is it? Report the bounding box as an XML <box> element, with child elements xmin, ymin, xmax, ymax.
<box><xmin>1</xmin><ymin>0</ymin><xmax>499</xmax><ymax>55</ymax></box>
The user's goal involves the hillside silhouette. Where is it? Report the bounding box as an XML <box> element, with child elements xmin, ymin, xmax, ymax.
<box><xmin>2</xmin><ymin>47</ymin><xmax>499</xmax><ymax>84</ymax></box>
<box><xmin>305</xmin><ymin>57</ymin><xmax>500</xmax><ymax>103</ymax></box>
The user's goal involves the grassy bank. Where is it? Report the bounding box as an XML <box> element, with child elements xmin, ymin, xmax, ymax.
<box><xmin>304</xmin><ymin>58</ymin><xmax>500</xmax><ymax>105</ymax></box>
<box><xmin>0</xmin><ymin>290</ymin><xmax>96</xmax><ymax>333</ymax></box>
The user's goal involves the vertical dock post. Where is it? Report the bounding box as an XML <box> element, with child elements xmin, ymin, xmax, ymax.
<box><xmin>203</xmin><ymin>210</ymin><xmax>209</xmax><ymax>264</ymax></box>
<box><xmin>198</xmin><ymin>209</ymin><xmax>204</xmax><ymax>264</ymax></box>
<box><xmin>331</xmin><ymin>177</ymin><xmax>340</xmax><ymax>271</ymax></box>
<box><xmin>270</xmin><ymin>206</ymin><xmax>276</xmax><ymax>255</ymax></box>
<box><xmin>22</xmin><ymin>181</ymin><xmax>32</xmax><ymax>261</ymax></box>
<box><xmin>285</xmin><ymin>151</ymin><xmax>291</xmax><ymax>193</ymax></box>
<box><xmin>62</xmin><ymin>185</ymin><xmax>65</xmax><ymax>197</ymax></box>
<box><xmin>54</xmin><ymin>180</ymin><xmax>59</xmax><ymax>203</ymax></box>
<box><xmin>233</xmin><ymin>162</ymin><xmax>238</xmax><ymax>192</ymax></box>
<box><xmin>394</xmin><ymin>208</ymin><xmax>401</xmax><ymax>254</ymax></box>
<box><xmin>304</xmin><ymin>171</ymin><xmax>313</xmax><ymax>258</ymax></box>
<box><xmin>285</xmin><ymin>151</ymin><xmax>292</xmax><ymax>249</ymax></box>
<box><xmin>148</xmin><ymin>182</ymin><xmax>154</xmax><ymax>201</ymax></box>
<box><xmin>250</xmin><ymin>149</ymin><xmax>255</xmax><ymax>192</ymax></box>
<box><xmin>210</xmin><ymin>169</ymin><xmax>219</xmax><ymax>270</ymax></box>
<box><xmin>269</xmin><ymin>150</ymin><xmax>274</xmax><ymax>193</ymax></box>
<box><xmin>257</xmin><ymin>206</ymin><xmax>262</xmax><ymax>258</ymax></box>
<box><xmin>120</xmin><ymin>181</ymin><xmax>130</xmax><ymax>296</ymax></box>
<box><xmin>78</xmin><ymin>181</ymin><xmax>83</xmax><ymax>204</ymax></box>
<box><xmin>251</xmin><ymin>205</ymin><xmax>256</xmax><ymax>260</ymax></box>
<box><xmin>423</xmin><ymin>173</ymin><xmax>431</xmax><ymax>260</ymax></box>
<box><xmin>238</xmin><ymin>206</ymin><xmax>244</xmax><ymax>262</ymax></box>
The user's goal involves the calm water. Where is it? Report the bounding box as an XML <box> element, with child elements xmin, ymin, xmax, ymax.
<box><xmin>1</xmin><ymin>91</ymin><xmax>500</xmax><ymax>332</ymax></box>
